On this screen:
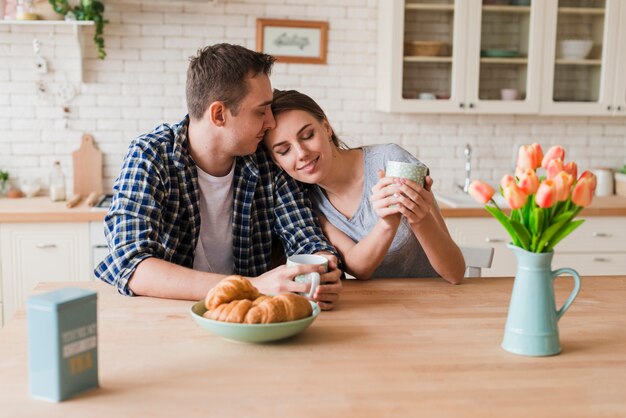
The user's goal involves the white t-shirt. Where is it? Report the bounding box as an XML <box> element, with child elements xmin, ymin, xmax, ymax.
<box><xmin>192</xmin><ymin>163</ymin><xmax>235</xmax><ymax>274</ymax></box>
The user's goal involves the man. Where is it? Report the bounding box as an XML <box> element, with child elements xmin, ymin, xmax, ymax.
<box><xmin>95</xmin><ymin>43</ymin><xmax>342</xmax><ymax>310</ymax></box>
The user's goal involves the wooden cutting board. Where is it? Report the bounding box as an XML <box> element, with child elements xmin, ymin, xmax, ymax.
<box><xmin>72</xmin><ymin>133</ymin><xmax>103</xmax><ymax>196</ymax></box>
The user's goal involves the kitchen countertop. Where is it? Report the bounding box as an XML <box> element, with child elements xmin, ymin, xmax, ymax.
<box><xmin>439</xmin><ymin>195</ymin><xmax>626</xmax><ymax>217</ymax></box>
<box><xmin>0</xmin><ymin>196</ymin><xmax>107</xmax><ymax>222</ymax></box>
<box><xmin>1</xmin><ymin>195</ymin><xmax>625</xmax><ymax>223</ymax></box>
<box><xmin>0</xmin><ymin>277</ymin><xmax>624</xmax><ymax>417</ymax></box>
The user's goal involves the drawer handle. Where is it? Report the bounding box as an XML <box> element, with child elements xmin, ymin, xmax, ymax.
<box><xmin>593</xmin><ymin>257</ymin><xmax>609</xmax><ymax>262</ymax></box>
<box><xmin>592</xmin><ymin>232</ymin><xmax>610</xmax><ymax>237</ymax></box>
<box><xmin>36</xmin><ymin>243</ymin><xmax>57</xmax><ymax>249</ymax></box>
<box><xmin>485</xmin><ymin>237</ymin><xmax>504</xmax><ymax>243</ymax></box>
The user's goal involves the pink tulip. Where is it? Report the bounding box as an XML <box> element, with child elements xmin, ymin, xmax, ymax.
<box><xmin>535</xmin><ymin>179</ymin><xmax>557</xmax><ymax>208</ymax></box>
<box><xmin>503</xmin><ymin>183</ymin><xmax>527</xmax><ymax>209</ymax></box>
<box><xmin>500</xmin><ymin>174</ymin><xmax>515</xmax><ymax>190</ymax></box>
<box><xmin>542</xmin><ymin>146</ymin><xmax>565</xmax><ymax>169</ymax></box>
<box><xmin>517</xmin><ymin>143</ymin><xmax>543</xmax><ymax>171</ymax></box>
<box><xmin>516</xmin><ymin>168</ymin><xmax>539</xmax><ymax>195</ymax></box>
<box><xmin>552</xmin><ymin>171</ymin><xmax>574</xmax><ymax>202</ymax></box>
<box><xmin>545</xmin><ymin>158</ymin><xmax>564</xmax><ymax>179</ymax></box>
<box><xmin>572</xmin><ymin>177</ymin><xmax>595</xmax><ymax>207</ymax></box>
<box><xmin>564</xmin><ymin>161</ymin><xmax>578</xmax><ymax>180</ymax></box>
<box><xmin>468</xmin><ymin>180</ymin><xmax>495</xmax><ymax>205</ymax></box>
<box><xmin>578</xmin><ymin>170</ymin><xmax>597</xmax><ymax>192</ymax></box>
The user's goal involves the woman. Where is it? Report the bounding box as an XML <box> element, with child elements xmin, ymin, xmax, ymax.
<box><xmin>264</xmin><ymin>90</ymin><xmax>465</xmax><ymax>284</ymax></box>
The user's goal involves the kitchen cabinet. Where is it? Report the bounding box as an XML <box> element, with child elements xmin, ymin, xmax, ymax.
<box><xmin>378</xmin><ymin>0</ymin><xmax>545</xmax><ymax>114</ymax></box>
<box><xmin>540</xmin><ymin>0</ymin><xmax>626</xmax><ymax>116</ymax></box>
<box><xmin>445</xmin><ymin>216</ymin><xmax>626</xmax><ymax>277</ymax></box>
<box><xmin>378</xmin><ymin>0</ymin><xmax>626</xmax><ymax>116</ymax></box>
<box><xmin>0</xmin><ymin>222</ymin><xmax>90</xmax><ymax>325</ymax></box>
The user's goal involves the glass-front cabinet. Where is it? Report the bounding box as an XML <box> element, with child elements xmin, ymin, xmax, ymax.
<box><xmin>377</xmin><ymin>0</ymin><xmax>626</xmax><ymax>116</ymax></box>
<box><xmin>541</xmin><ymin>0</ymin><xmax>626</xmax><ymax>116</ymax></box>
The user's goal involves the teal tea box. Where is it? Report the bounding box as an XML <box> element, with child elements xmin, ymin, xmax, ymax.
<box><xmin>27</xmin><ymin>288</ymin><xmax>98</xmax><ymax>402</ymax></box>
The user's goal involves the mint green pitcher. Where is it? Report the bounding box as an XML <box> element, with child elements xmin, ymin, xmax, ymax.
<box><xmin>501</xmin><ymin>244</ymin><xmax>581</xmax><ymax>356</ymax></box>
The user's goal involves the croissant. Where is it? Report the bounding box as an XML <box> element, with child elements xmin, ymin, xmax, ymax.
<box><xmin>202</xmin><ymin>275</ymin><xmax>313</xmax><ymax>324</ymax></box>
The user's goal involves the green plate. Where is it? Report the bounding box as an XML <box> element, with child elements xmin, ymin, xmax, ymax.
<box><xmin>481</xmin><ymin>49</ymin><xmax>519</xmax><ymax>58</ymax></box>
<box><xmin>190</xmin><ymin>300</ymin><xmax>320</xmax><ymax>343</ymax></box>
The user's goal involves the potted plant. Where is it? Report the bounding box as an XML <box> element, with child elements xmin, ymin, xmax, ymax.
<box><xmin>48</xmin><ymin>0</ymin><xmax>107</xmax><ymax>59</ymax></box>
<box><xmin>0</xmin><ymin>170</ymin><xmax>9</xmax><ymax>197</ymax></box>
<box><xmin>615</xmin><ymin>165</ymin><xmax>626</xmax><ymax>198</ymax></box>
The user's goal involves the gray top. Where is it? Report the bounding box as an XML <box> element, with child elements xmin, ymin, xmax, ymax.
<box><xmin>310</xmin><ymin>144</ymin><xmax>438</xmax><ymax>278</ymax></box>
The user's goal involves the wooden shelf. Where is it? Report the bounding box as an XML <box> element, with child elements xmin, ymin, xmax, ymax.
<box><xmin>403</xmin><ymin>56</ymin><xmax>453</xmax><ymax>63</ymax></box>
<box><xmin>405</xmin><ymin>3</ymin><xmax>454</xmax><ymax>12</ymax></box>
<box><xmin>482</xmin><ymin>5</ymin><xmax>531</xmax><ymax>13</ymax></box>
<box><xmin>558</xmin><ymin>7</ymin><xmax>605</xmax><ymax>16</ymax></box>
<box><xmin>555</xmin><ymin>58</ymin><xmax>602</xmax><ymax>66</ymax></box>
<box><xmin>0</xmin><ymin>20</ymin><xmax>94</xmax><ymax>83</ymax></box>
<box><xmin>481</xmin><ymin>57</ymin><xmax>528</xmax><ymax>64</ymax></box>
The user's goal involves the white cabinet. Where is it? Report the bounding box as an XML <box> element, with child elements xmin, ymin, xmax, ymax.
<box><xmin>540</xmin><ymin>0</ymin><xmax>626</xmax><ymax>116</ymax></box>
<box><xmin>0</xmin><ymin>222</ymin><xmax>90</xmax><ymax>324</ymax></box>
<box><xmin>378</xmin><ymin>0</ymin><xmax>626</xmax><ymax>116</ymax></box>
<box><xmin>446</xmin><ymin>216</ymin><xmax>626</xmax><ymax>277</ymax></box>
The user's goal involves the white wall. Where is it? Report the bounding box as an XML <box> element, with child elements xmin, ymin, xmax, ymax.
<box><xmin>1</xmin><ymin>0</ymin><xmax>625</xmax><ymax>194</ymax></box>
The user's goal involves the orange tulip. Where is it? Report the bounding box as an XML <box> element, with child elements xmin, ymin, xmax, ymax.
<box><xmin>503</xmin><ymin>183</ymin><xmax>527</xmax><ymax>209</ymax></box>
<box><xmin>535</xmin><ymin>179</ymin><xmax>557</xmax><ymax>208</ymax></box>
<box><xmin>468</xmin><ymin>180</ymin><xmax>495</xmax><ymax>205</ymax></box>
<box><xmin>516</xmin><ymin>168</ymin><xmax>539</xmax><ymax>195</ymax></box>
<box><xmin>578</xmin><ymin>170</ymin><xmax>597</xmax><ymax>192</ymax></box>
<box><xmin>564</xmin><ymin>161</ymin><xmax>578</xmax><ymax>180</ymax></box>
<box><xmin>542</xmin><ymin>145</ymin><xmax>565</xmax><ymax>169</ymax></box>
<box><xmin>517</xmin><ymin>143</ymin><xmax>543</xmax><ymax>171</ymax></box>
<box><xmin>572</xmin><ymin>177</ymin><xmax>595</xmax><ymax>207</ymax></box>
<box><xmin>500</xmin><ymin>174</ymin><xmax>515</xmax><ymax>190</ymax></box>
<box><xmin>552</xmin><ymin>171</ymin><xmax>574</xmax><ymax>202</ymax></box>
<box><xmin>545</xmin><ymin>158</ymin><xmax>564</xmax><ymax>179</ymax></box>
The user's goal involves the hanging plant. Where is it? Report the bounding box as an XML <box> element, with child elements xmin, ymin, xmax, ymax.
<box><xmin>48</xmin><ymin>0</ymin><xmax>108</xmax><ymax>59</ymax></box>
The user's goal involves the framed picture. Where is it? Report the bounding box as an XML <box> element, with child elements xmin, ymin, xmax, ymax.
<box><xmin>256</xmin><ymin>18</ymin><xmax>328</xmax><ymax>64</ymax></box>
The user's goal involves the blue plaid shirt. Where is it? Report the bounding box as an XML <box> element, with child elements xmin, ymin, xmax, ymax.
<box><xmin>95</xmin><ymin>116</ymin><xmax>338</xmax><ymax>296</ymax></box>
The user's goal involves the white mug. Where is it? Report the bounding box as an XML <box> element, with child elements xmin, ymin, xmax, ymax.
<box><xmin>592</xmin><ymin>168</ymin><xmax>614</xmax><ymax>196</ymax></box>
<box><xmin>286</xmin><ymin>254</ymin><xmax>328</xmax><ymax>299</ymax></box>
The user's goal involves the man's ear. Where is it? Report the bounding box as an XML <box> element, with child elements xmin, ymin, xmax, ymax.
<box><xmin>207</xmin><ymin>101</ymin><xmax>226</xmax><ymax>127</ymax></box>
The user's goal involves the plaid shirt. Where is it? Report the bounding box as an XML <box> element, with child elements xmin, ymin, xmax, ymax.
<box><xmin>95</xmin><ymin>116</ymin><xmax>337</xmax><ymax>296</ymax></box>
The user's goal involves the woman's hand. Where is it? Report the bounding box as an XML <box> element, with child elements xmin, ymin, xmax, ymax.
<box><xmin>370</xmin><ymin>170</ymin><xmax>402</xmax><ymax>230</ymax></box>
<box><xmin>394</xmin><ymin>176</ymin><xmax>436</xmax><ymax>226</ymax></box>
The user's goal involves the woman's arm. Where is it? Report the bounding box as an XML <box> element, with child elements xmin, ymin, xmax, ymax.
<box><xmin>394</xmin><ymin>176</ymin><xmax>466</xmax><ymax>284</ymax></box>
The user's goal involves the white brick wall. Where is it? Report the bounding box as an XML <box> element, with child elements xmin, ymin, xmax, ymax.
<box><xmin>0</xmin><ymin>0</ymin><xmax>625</xmax><ymax>194</ymax></box>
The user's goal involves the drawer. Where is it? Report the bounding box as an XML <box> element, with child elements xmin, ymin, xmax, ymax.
<box><xmin>556</xmin><ymin>217</ymin><xmax>626</xmax><ymax>252</ymax></box>
<box><xmin>553</xmin><ymin>252</ymin><xmax>626</xmax><ymax>276</ymax></box>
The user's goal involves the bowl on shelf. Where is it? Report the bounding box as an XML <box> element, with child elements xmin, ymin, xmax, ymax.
<box><xmin>404</xmin><ymin>41</ymin><xmax>446</xmax><ymax>57</ymax></box>
<box><xmin>558</xmin><ymin>40</ymin><xmax>593</xmax><ymax>60</ymax></box>
<box><xmin>481</xmin><ymin>49</ymin><xmax>519</xmax><ymax>58</ymax></box>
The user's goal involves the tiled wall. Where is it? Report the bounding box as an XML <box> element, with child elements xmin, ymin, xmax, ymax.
<box><xmin>1</xmin><ymin>0</ymin><xmax>625</xmax><ymax>194</ymax></box>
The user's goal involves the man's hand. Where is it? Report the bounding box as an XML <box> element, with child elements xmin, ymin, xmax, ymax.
<box><xmin>313</xmin><ymin>252</ymin><xmax>343</xmax><ymax>310</ymax></box>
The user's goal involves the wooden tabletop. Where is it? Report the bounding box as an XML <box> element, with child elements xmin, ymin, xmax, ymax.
<box><xmin>0</xmin><ymin>197</ymin><xmax>106</xmax><ymax>222</ymax></box>
<box><xmin>1</xmin><ymin>277</ymin><xmax>625</xmax><ymax>417</ymax></box>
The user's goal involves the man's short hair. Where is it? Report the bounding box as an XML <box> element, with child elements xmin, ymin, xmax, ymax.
<box><xmin>186</xmin><ymin>43</ymin><xmax>276</xmax><ymax>120</ymax></box>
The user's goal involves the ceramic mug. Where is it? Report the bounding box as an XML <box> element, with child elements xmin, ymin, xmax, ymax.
<box><xmin>386</xmin><ymin>160</ymin><xmax>428</xmax><ymax>186</ymax></box>
<box><xmin>500</xmin><ymin>88</ymin><xmax>518</xmax><ymax>101</ymax></box>
<box><xmin>287</xmin><ymin>254</ymin><xmax>328</xmax><ymax>298</ymax></box>
<box><xmin>592</xmin><ymin>168</ymin><xmax>614</xmax><ymax>196</ymax></box>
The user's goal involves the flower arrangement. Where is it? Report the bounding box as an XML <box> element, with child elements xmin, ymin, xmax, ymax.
<box><xmin>468</xmin><ymin>144</ymin><xmax>597</xmax><ymax>253</ymax></box>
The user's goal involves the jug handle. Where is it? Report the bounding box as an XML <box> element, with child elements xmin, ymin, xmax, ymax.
<box><xmin>551</xmin><ymin>267</ymin><xmax>581</xmax><ymax>321</ymax></box>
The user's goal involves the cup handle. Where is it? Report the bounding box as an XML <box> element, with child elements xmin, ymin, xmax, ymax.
<box><xmin>306</xmin><ymin>273</ymin><xmax>321</xmax><ymax>299</ymax></box>
<box><xmin>551</xmin><ymin>267</ymin><xmax>581</xmax><ymax>321</ymax></box>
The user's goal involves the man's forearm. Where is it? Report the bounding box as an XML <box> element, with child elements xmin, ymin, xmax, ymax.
<box><xmin>128</xmin><ymin>257</ymin><xmax>227</xmax><ymax>300</ymax></box>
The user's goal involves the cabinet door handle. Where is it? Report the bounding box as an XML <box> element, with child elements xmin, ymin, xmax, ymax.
<box><xmin>36</xmin><ymin>243</ymin><xmax>57</xmax><ymax>249</ymax></box>
<box><xmin>607</xmin><ymin>105</ymin><xmax>612</xmax><ymax>111</ymax></box>
<box><xmin>593</xmin><ymin>257</ymin><xmax>609</xmax><ymax>262</ymax></box>
<box><xmin>485</xmin><ymin>237</ymin><xmax>503</xmax><ymax>243</ymax></box>
<box><xmin>592</xmin><ymin>232</ymin><xmax>610</xmax><ymax>237</ymax></box>
<box><xmin>618</xmin><ymin>106</ymin><xmax>623</xmax><ymax>111</ymax></box>
<box><xmin>459</xmin><ymin>103</ymin><xmax>465</xmax><ymax>108</ymax></box>
<box><xmin>469</xmin><ymin>103</ymin><xmax>475</xmax><ymax>108</ymax></box>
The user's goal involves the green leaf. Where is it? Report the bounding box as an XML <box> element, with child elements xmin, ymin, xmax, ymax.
<box><xmin>536</xmin><ymin>220</ymin><xmax>567</xmax><ymax>253</ymax></box>
<box><xmin>530</xmin><ymin>207</ymin><xmax>544</xmax><ymax>237</ymax></box>
<box><xmin>546</xmin><ymin>220</ymin><xmax>585</xmax><ymax>252</ymax></box>
<box><xmin>484</xmin><ymin>205</ymin><xmax>520</xmax><ymax>247</ymax></box>
<box><xmin>509</xmin><ymin>220</ymin><xmax>532</xmax><ymax>250</ymax></box>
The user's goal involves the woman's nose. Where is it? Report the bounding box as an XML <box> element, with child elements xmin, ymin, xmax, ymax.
<box><xmin>295</xmin><ymin>143</ymin><xmax>310</xmax><ymax>159</ymax></box>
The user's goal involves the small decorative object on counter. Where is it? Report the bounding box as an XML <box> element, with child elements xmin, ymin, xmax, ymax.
<box><xmin>49</xmin><ymin>160</ymin><xmax>66</xmax><ymax>202</ymax></box>
<box><xmin>28</xmin><ymin>288</ymin><xmax>98</xmax><ymax>402</ymax></box>
<box><xmin>469</xmin><ymin>144</ymin><xmax>595</xmax><ymax>356</ymax></box>
<box><xmin>0</xmin><ymin>169</ymin><xmax>9</xmax><ymax>197</ymax></box>
<box><xmin>614</xmin><ymin>165</ymin><xmax>626</xmax><ymax>198</ymax></box>
<box><xmin>16</xmin><ymin>0</ymin><xmax>38</xmax><ymax>20</ymax></box>
<box><xmin>591</xmin><ymin>168</ymin><xmax>614</xmax><ymax>197</ymax></box>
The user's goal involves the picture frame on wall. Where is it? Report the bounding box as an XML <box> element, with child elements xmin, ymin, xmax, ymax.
<box><xmin>256</xmin><ymin>18</ymin><xmax>328</xmax><ymax>64</ymax></box>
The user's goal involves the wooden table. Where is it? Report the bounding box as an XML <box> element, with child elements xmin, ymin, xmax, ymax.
<box><xmin>1</xmin><ymin>277</ymin><xmax>625</xmax><ymax>417</ymax></box>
